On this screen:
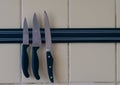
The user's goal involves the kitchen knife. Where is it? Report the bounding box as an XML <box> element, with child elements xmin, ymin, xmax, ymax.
<box><xmin>32</xmin><ymin>13</ymin><xmax>41</xmax><ymax>80</ymax></box>
<box><xmin>22</xmin><ymin>18</ymin><xmax>30</xmax><ymax>78</ymax></box>
<box><xmin>44</xmin><ymin>11</ymin><xmax>54</xmax><ymax>83</ymax></box>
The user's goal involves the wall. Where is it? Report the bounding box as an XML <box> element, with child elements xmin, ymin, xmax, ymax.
<box><xmin>0</xmin><ymin>0</ymin><xmax>119</xmax><ymax>85</ymax></box>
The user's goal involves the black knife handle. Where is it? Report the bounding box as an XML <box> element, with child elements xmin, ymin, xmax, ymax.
<box><xmin>46</xmin><ymin>51</ymin><xmax>54</xmax><ymax>83</ymax></box>
<box><xmin>22</xmin><ymin>44</ymin><xmax>29</xmax><ymax>78</ymax></box>
<box><xmin>32</xmin><ymin>47</ymin><xmax>40</xmax><ymax>80</ymax></box>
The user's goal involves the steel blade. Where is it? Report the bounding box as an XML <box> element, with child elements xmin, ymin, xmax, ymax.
<box><xmin>32</xmin><ymin>13</ymin><xmax>41</xmax><ymax>46</ymax></box>
<box><xmin>23</xmin><ymin>18</ymin><xmax>29</xmax><ymax>45</ymax></box>
<box><xmin>44</xmin><ymin>11</ymin><xmax>52</xmax><ymax>50</ymax></box>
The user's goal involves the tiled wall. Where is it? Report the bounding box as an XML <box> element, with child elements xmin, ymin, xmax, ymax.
<box><xmin>0</xmin><ymin>0</ymin><xmax>119</xmax><ymax>85</ymax></box>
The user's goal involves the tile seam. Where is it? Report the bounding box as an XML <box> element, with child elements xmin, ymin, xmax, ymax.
<box><xmin>68</xmin><ymin>0</ymin><xmax>70</xmax><ymax>85</ymax></box>
<box><xmin>115</xmin><ymin>0</ymin><xmax>117</xmax><ymax>85</ymax></box>
<box><xmin>19</xmin><ymin>0</ymin><xmax>22</xmax><ymax>84</ymax></box>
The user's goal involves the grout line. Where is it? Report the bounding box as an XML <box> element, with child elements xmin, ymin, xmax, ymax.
<box><xmin>67</xmin><ymin>0</ymin><xmax>70</xmax><ymax>30</ymax></box>
<box><xmin>68</xmin><ymin>0</ymin><xmax>70</xmax><ymax>85</ymax></box>
<box><xmin>115</xmin><ymin>0</ymin><xmax>117</xmax><ymax>28</ymax></box>
<box><xmin>115</xmin><ymin>0</ymin><xmax>117</xmax><ymax>85</ymax></box>
<box><xmin>69</xmin><ymin>81</ymin><xmax>115</xmax><ymax>83</ymax></box>
<box><xmin>69</xmin><ymin>81</ymin><xmax>115</xmax><ymax>84</ymax></box>
<box><xmin>20</xmin><ymin>0</ymin><xmax>22</xmax><ymax>28</ymax></box>
<box><xmin>20</xmin><ymin>0</ymin><xmax>22</xmax><ymax>84</ymax></box>
<box><xmin>115</xmin><ymin>43</ymin><xmax>118</xmax><ymax>85</ymax></box>
<box><xmin>0</xmin><ymin>82</ymin><xmax>116</xmax><ymax>84</ymax></box>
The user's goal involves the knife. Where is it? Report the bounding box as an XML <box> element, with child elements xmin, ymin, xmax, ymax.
<box><xmin>22</xmin><ymin>18</ymin><xmax>30</xmax><ymax>78</ymax></box>
<box><xmin>32</xmin><ymin>13</ymin><xmax>41</xmax><ymax>80</ymax></box>
<box><xmin>44</xmin><ymin>11</ymin><xmax>54</xmax><ymax>83</ymax></box>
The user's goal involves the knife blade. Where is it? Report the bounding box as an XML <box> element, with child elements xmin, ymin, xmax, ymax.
<box><xmin>32</xmin><ymin>13</ymin><xmax>41</xmax><ymax>80</ymax></box>
<box><xmin>44</xmin><ymin>11</ymin><xmax>54</xmax><ymax>83</ymax></box>
<box><xmin>22</xmin><ymin>18</ymin><xmax>30</xmax><ymax>78</ymax></box>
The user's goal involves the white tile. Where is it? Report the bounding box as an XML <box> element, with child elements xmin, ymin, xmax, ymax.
<box><xmin>69</xmin><ymin>83</ymin><xmax>114</xmax><ymax>85</ymax></box>
<box><xmin>69</xmin><ymin>0</ymin><xmax>115</xmax><ymax>28</ymax></box>
<box><xmin>70</xmin><ymin>43</ymin><xmax>115</xmax><ymax>82</ymax></box>
<box><xmin>22</xmin><ymin>83</ymin><xmax>68</xmax><ymax>85</ymax></box>
<box><xmin>0</xmin><ymin>83</ymin><xmax>20</xmax><ymax>85</ymax></box>
<box><xmin>0</xmin><ymin>44</ymin><xmax>20</xmax><ymax>83</ymax></box>
<box><xmin>0</xmin><ymin>83</ymin><xmax>21</xmax><ymax>85</ymax></box>
<box><xmin>117</xmin><ymin>43</ymin><xmax>120</xmax><ymax>81</ymax></box>
<box><xmin>0</xmin><ymin>0</ymin><xmax>20</xmax><ymax>83</ymax></box>
<box><xmin>69</xmin><ymin>0</ymin><xmax>115</xmax><ymax>82</ymax></box>
<box><xmin>0</xmin><ymin>0</ymin><xmax>20</xmax><ymax>28</ymax></box>
<box><xmin>22</xmin><ymin>0</ymin><xmax>68</xmax><ymax>28</ymax></box>
<box><xmin>22</xmin><ymin>0</ymin><xmax>68</xmax><ymax>83</ymax></box>
<box><xmin>116</xmin><ymin>0</ymin><xmax>120</xmax><ymax>27</ymax></box>
<box><xmin>52</xmin><ymin>44</ymin><xmax>68</xmax><ymax>82</ymax></box>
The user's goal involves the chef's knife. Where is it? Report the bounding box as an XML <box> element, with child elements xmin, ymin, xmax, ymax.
<box><xmin>32</xmin><ymin>13</ymin><xmax>41</xmax><ymax>80</ymax></box>
<box><xmin>44</xmin><ymin>11</ymin><xmax>54</xmax><ymax>83</ymax></box>
<box><xmin>22</xmin><ymin>18</ymin><xmax>30</xmax><ymax>78</ymax></box>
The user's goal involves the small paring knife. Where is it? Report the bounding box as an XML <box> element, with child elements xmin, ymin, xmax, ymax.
<box><xmin>32</xmin><ymin>13</ymin><xmax>41</xmax><ymax>80</ymax></box>
<box><xmin>22</xmin><ymin>18</ymin><xmax>30</xmax><ymax>78</ymax></box>
<box><xmin>44</xmin><ymin>11</ymin><xmax>54</xmax><ymax>83</ymax></box>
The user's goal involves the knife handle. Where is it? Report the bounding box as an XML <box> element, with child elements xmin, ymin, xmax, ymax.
<box><xmin>46</xmin><ymin>51</ymin><xmax>54</xmax><ymax>83</ymax></box>
<box><xmin>22</xmin><ymin>45</ymin><xmax>29</xmax><ymax>78</ymax></box>
<box><xmin>32</xmin><ymin>47</ymin><xmax>40</xmax><ymax>80</ymax></box>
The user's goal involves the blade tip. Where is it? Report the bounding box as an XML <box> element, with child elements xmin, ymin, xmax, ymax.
<box><xmin>34</xmin><ymin>13</ymin><xmax>37</xmax><ymax>16</ymax></box>
<box><xmin>23</xmin><ymin>17</ymin><xmax>28</xmax><ymax>28</ymax></box>
<box><xmin>24</xmin><ymin>17</ymin><xmax>27</xmax><ymax>22</ymax></box>
<box><xmin>33</xmin><ymin>13</ymin><xmax>37</xmax><ymax>19</ymax></box>
<box><xmin>44</xmin><ymin>11</ymin><xmax>47</xmax><ymax>15</ymax></box>
<box><xmin>44</xmin><ymin>11</ymin><xmax>46</xmax><ymax>13</ymax></box>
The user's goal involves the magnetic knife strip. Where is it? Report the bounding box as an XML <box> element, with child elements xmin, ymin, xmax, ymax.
<box><xmin>0</xmin><ymin>28</ymin><xmax>120</xmax><ymax>43</ymax></box>
<box><xmin>0</xmin><ymin>28</ymin><xmax>120</xmax><ymax>83</ymax></box>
